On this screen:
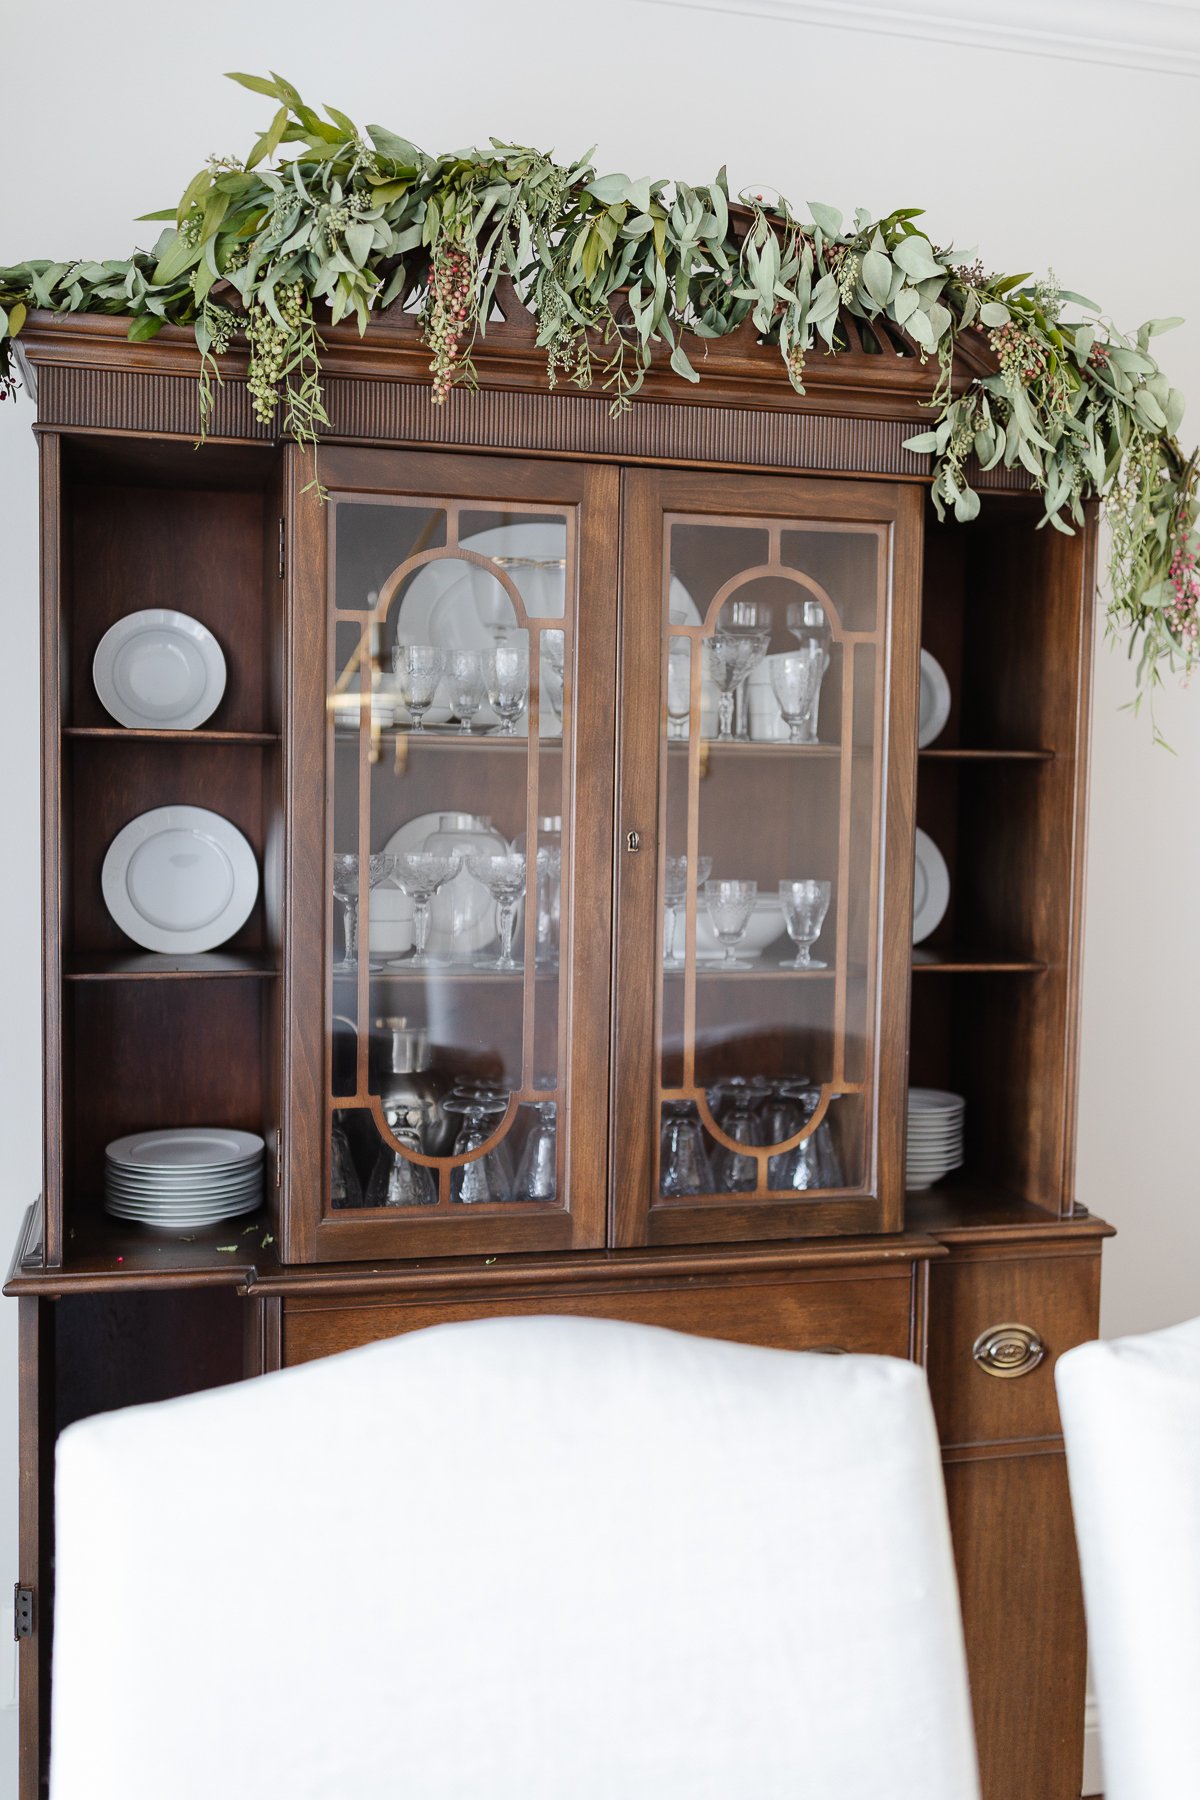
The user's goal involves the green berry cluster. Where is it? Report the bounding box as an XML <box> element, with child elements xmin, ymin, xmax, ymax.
<box><xmin>246</xmin><ymin>282</ymin><xmax>306</xmax><ymax>424</ymax></box>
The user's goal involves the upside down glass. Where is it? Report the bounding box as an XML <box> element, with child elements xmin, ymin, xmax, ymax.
<box><xmin>660</xmin><ymin>1100</ymin><xmax>715</xmax><ymax>1197</ymax></box>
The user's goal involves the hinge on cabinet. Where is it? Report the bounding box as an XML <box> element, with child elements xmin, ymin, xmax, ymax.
<box><xmin>278</xmin><ymin>516</ymin><xmax>286</xmax><ymax>582</ymax></box>
<box><xmin>13</xmin><ymin>1585</ymin><xmax>33</xmax><ymax>1641</ymax></box>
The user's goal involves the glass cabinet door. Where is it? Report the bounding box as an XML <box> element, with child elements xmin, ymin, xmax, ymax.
<box><xmin>613</xmin><ymin>470</ymin><xmax>921</xmax><ymax>1247</ymax></box>
<box><xmin>284</xmin><ymin>449</ymin><xmax>618</xmax><ymax>1261</ymax></box>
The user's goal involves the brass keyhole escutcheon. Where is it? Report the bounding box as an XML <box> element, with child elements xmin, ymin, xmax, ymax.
<box><xmin>972</xmin><ymin>1322</ymin><xmax>1046</xmax><ymax>1379</ymax></box>
<box><xmin>626</xmin><ymin>829</ymin><xmax>641</xmax><ymax>853</ymax></box>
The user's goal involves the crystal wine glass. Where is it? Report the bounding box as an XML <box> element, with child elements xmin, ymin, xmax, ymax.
<box><xmin>769</xmin><ymin>648</ymin><xmax>825</xmax><ymax>744</ymax></box>
<box><xmin>446</xmin><ymin>1089</ymin><xmax>512</xmax><ymax>1203</ymax></box>
<box><xmin>703</xmin><ymin>877</ymin><xmax>758</xmax><ymax>968</ymax></box>
<box><xmin>391</xmin><ymin>850</ymin><xmax>462</xmax><ymax>968</ymax></box>
<box><xmin>667</xmin><ymin>640</ymin><xmax>693</xmax><ymax>740</ymax></box>
<box><xmin>466</xmin><ymin>850</ymin><xmax>526</xmax><ymax>970</ymax></box>
<box><xmin>447</xmin><ymin>649</ymin><xmax>487</xmax><ymax>734</ymax></box>
<box><xmin>332</xmin><ymin>851</ymin><xmax>394</xmax><ymax>972</ymax></box>
<box><xmin>779</xmin><ymin>878</ymin><xmax>832</xmax><ymax>968</ymax></box>
<box><xmin>365</xmin><ymin>1107</ymin><xmax>437</xmax><ymax>1207</ymax></box>
<box><xmin>483</xmin><ymin>644</ymin><xmax>529</xmax><ymax>736</ymax></box>
<box><xmin>542</xmin><ymin>629</ymin><xmax>565</xmax><ymax>733</ymax></box>
<box><xmin>663</xmin><ymin>853</ymin><xmax>713</xmax><ymax>969</ymax></box>
<box><xmin>659</xmin><ymin>1100</ymin><xmax>715</xmax><ymax>1197</ymax></box>
<box><xmin>709</xmin><ymin>1077</ymin><xmax>762</xmax><ymax>1192</ymax></box>
<box><xmin>513</xmin><ymin>1100</ymin><xmax>557</xmax><ymax>1202</ymax></box>
<box><xmin>393</xmin><ymin>642</ymin><xmax>446</xmax><ymax>732</ymax></box>
<box><xmin>703</xmin><ymin>629</ymin><xmax>769</xmax><ymax>741</ymax></box>
<box><xmin>766</xmin><ymin>1083</ymin><xmax>824</xmax><ymax>1189</ymax></box>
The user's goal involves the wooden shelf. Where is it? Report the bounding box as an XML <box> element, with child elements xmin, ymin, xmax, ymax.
<box><xmin>5</xmin><ymin>1202</ymin><xmax>275</xmax><ymax>1295</ymax></box>
<box><xmin>918</xmin><ymin>747</ymin><xmax>1054</xmax><ymax>762</ymax></box>
<box><xmin>65</xmin><ymin>952</ymin><xmax>279</xmax><ymax>982</ymax></box>
<box><xmin>911</xmin><ymin>947</ymin><xmax>1046</xmax><ymax>974</ymax></box>
<box><xmin>336</xmin><ymin>963</ymin><xmax>557</xmax><ymax>982</ymax></box>
<box><xmin>64</xmin><ymin>726</ymin><xmax>279</xmax><ymax>744</ymax></box>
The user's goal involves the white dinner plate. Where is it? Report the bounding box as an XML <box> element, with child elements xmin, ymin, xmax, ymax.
<box><xmin>918</xmin><ymin>649</ymin><xmax>951</xmax><ymax>749</ymax></box>
<box><xmin>104</xmin><ymin>1199</ymin><xmax>261</xmax><ymax>1228</ymax></box>
<box><xmin>101</xmin><ymin>808</ymin><xmax>259</xmax><ymax>955</ymax></box>
<box><xmin>911</xmin><ymin>828</ymin><xmax>950</xmax><ymax>945</ymax></box>
<box><xmin>93</xmin><ymin>610</ymin><xmax>227</xmax><ymax>731</ymax></box>
<box><xmin>105</xmin><ymin>1196</ymin><xmax>262</xmax><ymax>1219</ymax></box>
<box><xmin>908</xmin><ymin>1088</ymin><xmax>965</xmax><ymax>1113</ymax></box>
<box><xmin>380</xmin><ymin>814</ymin><xmax>510</xmax><ymax>957</ymax></box>
<box><xmin>106</xmin><ymin>1128</ymin><xmax>265</xmax><ymax>1169</ymax></box>
<box><xmin>105</xmin><ymin>1170</ymin><xmax>263</xmax><ymax>1195</ymax></box>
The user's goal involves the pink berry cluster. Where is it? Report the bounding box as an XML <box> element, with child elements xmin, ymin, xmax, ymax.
<box><xmin>427</xmin><ymin>244</ymin><xmax>474</xmax><ymax>403</ymax></box>
<box><xmin>988</xmin><ymin>322</ymin><xmax>1046</xmax><ymax>388</ymax></box>
<box><xmin>1166</xmin><ymin>531</ymin><xmax>1200</xmax><ymax>646</ymax></box>
<box><xmin>1088</xmin><ymin>340</ymin><xmax>1111</xmax><ymax>372</ymax></box>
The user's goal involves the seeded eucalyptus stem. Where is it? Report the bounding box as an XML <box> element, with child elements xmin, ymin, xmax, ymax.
<box><xmin>1</xmin><ymin>69</ymin><xmax>1196</xmax><ymax>709</ymax></box>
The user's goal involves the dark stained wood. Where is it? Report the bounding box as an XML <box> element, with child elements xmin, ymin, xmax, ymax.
<box><xmin>945</xmin><ymin>1451</ymin><xmax>1087</xmax><ymax>1800</ymax></box>
<box><xmin>40</xmin><ymin>433</ymin><xmax>65</xmax><ymax>1268</ymax></box>
<box><xmin>17</xmin><ymin>1299</ymin><xmax>53</xmax><ymax>1800</ymax></box>
<box><xmin>281</xmin><ymin>1261</ymin><xmax>916</xmax><ymax>1366</ymax></box>
<box><xmin>926</xmin><ymin>1244</ymin><xmax>1102</xmax><ymax>1449</ymax></box>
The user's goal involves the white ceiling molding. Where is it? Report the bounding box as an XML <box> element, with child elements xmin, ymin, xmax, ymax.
<box><xmin>640</xmin><ymin>0</ymin><xmax>1200</xmax><ymax>77</ymax></box>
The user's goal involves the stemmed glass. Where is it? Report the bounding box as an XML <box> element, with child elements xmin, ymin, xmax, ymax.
<box><xmin>513</xmin><ymin>1101</ymin><xmax>557</xmax><ymax>1202</ymax></box>
<box><xmin>483</xmin><ymin>644</ymin><xmax>529</xmax><ymax>736</ymax></box>
<box><xmin>779</xmin><ymin>878</ymin><xmax>832</xmax><ymax>968</ymax></box>
<box><xmin>769</xmin><ymin>648</ymin><xmax>825</xmax><ymax>744</ymax></box>
<box><xmin>365</xmin><ymin>1106</ymin><xmax>437</xmax><ymax>1208</ymax></box>
<box><xmin>659</xmin><ymin>1100</ymin><xmax>715</xmax><ymax>1197</ymax></box>
<box><xmin>542</xmin><ymin>629</ymin><xmax>565</xmax><ymax>733</ymax></box>
<box><xmin>332</xmin><ymin>851</ymin><xmax>395</xmax><ymax>972</ymax></box>
<box><xmin>446</xmin><ymin>1089</ymin><xmax>512</xmax><ymax>1203</ymax></box>
<box><xmin>703</xmin><ymin>878</ymin><xmax>758</xmax><ymax>968</ymax></box>
<box><xmin>390</xmin><ymin>851</ymin><xmax>462</xmax><ymax>968</ymax></box>
<box><xmin>667</xmin><ymin>640</ymin><xmax>692</xmax><ymax>740</ymax></box>
<box><xmin>663</xmin><ymin>853</ymin><xmax>713</xmax><ymax>970</ymax></box>
<box><xmin>709</xmin><ymin>1078</ymin><xmax>761</xmax><ymax>1192</ymax></box>
<box><xmin>446</xmin><ymin>649</ymin><xmax>487</xmax><ymax>734</ymax></box>
<box><xmin>393</xmin><ymin>642</ymin><xmax>446</xmax><ymax>732</ymax></box>
<box><xmin>465</xmin><ymin>850</ymin><xmax>526</xmax><ymax>970</ymax></box>
<box><xmin>766</xmin><ymin>1083</ymin><xmax>824</xmax><ymax>1189</ymax></box>
<box><xmin>703</xmin><ymin>629</ymin><xmax>770</xmax><ymax>741</ymax></box>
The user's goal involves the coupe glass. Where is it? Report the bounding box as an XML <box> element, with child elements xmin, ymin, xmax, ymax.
<box><xmin>769</xmin><ymin>648</ymin><xmax>825</xmax><ymax>744</ymax></box>
<box><xmin>513</xmin><ymin>1101</ymin><xmax>557</xmax><ymax>1202</ymax></box>
<box><xmin>659</xmin><ymin>1100</ymin><xmax>715</xmax><ymax>1197</ymax></box>
<box><xmin>446</xmin><ymin>1090</ymin><xmax>512</xmax><ymax>1203</ymax></box>
<box><xmin>483</xmin><ymin>645</ymin><xmax>529</xmax><ymax>736</ymax></box>
<box><xmin>332</xmin><ymin>851</ymin><xmax>395</xmax><ymax>972</ymax></box>
<box><xmin>667</xmin><ymin>640</ymin><xmax>693</xmax><ymax>740</ymax></box>
<box><xmin>393</xmin><ymin>642</ymin><xmax>446</xmax><ymax>732</ymax></box>
<box><xmin>391</xmin><ymin>851</ymin><xmax>462</xmax><ymax>968</ymax></box>
<box><xmin>709</xmin><ymin>1078</ymin><xmax>761</xmax><ymax>1192</ymax></box>
<box><xmin>703</xmin><ymin>629</ymin><xmax>769</xmax><ymax>741</ymax></box>
<box><xmin>446</xmin><ymin>649</ymin><xmax>487</xmax><ymax>734</ymax></box>
<box><xmin>465</xmin><ymin>850</ymin><xmax>526</xmax><ymax>970</ymax></box>
<box><xmin>663</xmin><ymin>853</ymin><xmax>713</xmax><ymax>970</ymax></box>
<box><xmin>365</xmin><ymin>1109</ymin><xmax>437</xmax><ymax>1207</ymax></box>
<box><xmin>703</xmin><ymin>878</ymin><xmax>758</xmax><ymax>968</ymax></box>
<box><xmin>779</xmin><ymin>878</ymin><xmax>832</xmax><ymax>968</ymax></box>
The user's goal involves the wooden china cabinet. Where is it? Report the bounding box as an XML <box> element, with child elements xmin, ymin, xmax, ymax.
<box><xmin>7</xmin><ymin>289</ymin><xmax>1109</xmax><ymax>1800</ymax></box>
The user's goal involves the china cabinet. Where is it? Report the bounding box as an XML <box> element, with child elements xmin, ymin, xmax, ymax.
<box><xmin>7</xmin><ymin>289</ymin><xmax>1109</xmax><ymax>1800</ymax></box>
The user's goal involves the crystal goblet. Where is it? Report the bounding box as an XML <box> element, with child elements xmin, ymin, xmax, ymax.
<box><xmin>391</xmin><ymin>851</ymin><xmax>462</xmax><ymax>968</ymax></box>
<box><xmin>703</xmin><ymin>629</ymin><xmax>770</xmax><ymax>741</ymax></box>
<box><xmin>446</xmin><ymin>649</ymin><xmax>487</xmax><ymax>735</ymax></box>
<box><xmin>769</xmin><ymin>648</ymin><xmax>825</xmax><ymax>744</ymax></box>
<box><xmin>513</xmin><ymin>1100</ymin><xmax>557</xmax><ymax>1202</ymax></box>
<box><xmin>446</xmin><ymin>1089</ymin><xmax>512</xmax><ymax>1203</ymax></box>
<box><xmin>332</xmin><ymin>851</ymin><xmax>395</xmax><ymax>972</ymax></box>
<box><xmin>663</xmin><ymin>853</ymin><xmax>713</xmax><ymax>970</ymax></box>
<box><xmin>659</xmin><ymin>1100</ymin><xmax>715</xmax><ymax>1197</ymax></box>
<box><xmin>393</xmin><ymin>642</ymin><xmax>446</xmax><ymax>732</ymax></box>
<box><xmin>483</xmin><ymin>644</ymin><xmax>529</xmax><ymax>736</ymax></box>
<box><xmin>779</xmin><ymin>878</ymin><xmax>832</xmax><ymax>968</ymax></box>
<box><xmin>465</xmin><ymin>850</ymin><xmax>526</xmax><ymax>970</ymax></box>
<box><xmin>703</xmin><ymin>877</ymin><xmax>758</xmax><ymax>968</ymax></box>
<box><xmin>667</xmin><ymin>640</ymin><xmax>693</xmax><ymax>740</ymax></box>
<box><xmin>709</xmin><ymin>1077</ymin><xmax>762</xmax><ymax>1192</ymax></box>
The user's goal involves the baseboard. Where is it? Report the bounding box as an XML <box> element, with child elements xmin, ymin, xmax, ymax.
<box><xmin>1082</xmin><ymin>1692</ymin><xmax>1103</xmax><ymax>1797</ymax></box>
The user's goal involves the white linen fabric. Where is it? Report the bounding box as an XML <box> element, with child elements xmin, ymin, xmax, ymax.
<box><xmin>1056</xmin><ymin>1315</ymin><xmax>1200</xmax><ymax>1800</ymax></box>
<box><xmin>51</xmin><ymin>1314</ymin><xmax>979</xmax><ymax>1800</ymax></box>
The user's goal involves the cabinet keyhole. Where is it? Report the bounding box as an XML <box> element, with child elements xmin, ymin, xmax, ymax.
<box><xmin>626</xmin><ymin>829</ymin><xmax>641</xmax><ymax>853</ymax></box>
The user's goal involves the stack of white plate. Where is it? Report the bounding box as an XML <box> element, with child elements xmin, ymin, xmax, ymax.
<box><xmin>104</xmin><ymin>1129</ymin><xmax>265</xmax><ymax>1229</ymax></box>
<box><xmin>906</xmin><ymin>1089</ymin><xmax>965</xmax><ymax>1191</ymax></box>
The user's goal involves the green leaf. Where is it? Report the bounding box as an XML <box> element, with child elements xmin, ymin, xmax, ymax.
<box><xmin>893</xmin><ymin>285</ymin><xmax>921</xmax><ymax>325</ymax></box>
<box><xmin>670</xmin><ymin>340</ymin><xmax>699</xmax><ymax>383</ymax></box>
<box><xmin>892</xmin><ymin>237</ymin><xmax>944</xmax><ymax>283</ymax></box>
<box><xmin>861</xmin><ymin>247</ymin><xmax>892</xmax><ymax>307</ymax></box>
<box><xmin>344</xmin><ymin>221</ymin><xmax>374</xmax><ymax>268</ymax></box>
<box><xmin>979</xmin><ymin>301</ymin><xmax>1010</xmax><ymax>327</ymax></box>
<box><xmin>1134</xmin><ymin>388</ymin><xmax>1168</xmax><ymax>430</ymax></box>
<box><xmin>903</xmin><ymin>431</ymin><xmax>939</xmax><ymax>454</ymax></box>
<box><xmin>1143</xmin><ymin>316</ymin><xmax>1185</xmax><ymax>337</ymax></box>
<box><xmin>366</xmin><ymin>124</ymin><xmax>421</xmax><ymax>170</ymax></box>
<box><xmin>586</xmin><ymin>173</ymin><xmax>633</xmax><ymax>205</ymax></box>
<box><xmin>808</xmin><ymin>201</ymin><xmax>842</xmax><ymax>238</ymax></box>
<box><xmin>225</xmin><ymin>70</ymin><xmax>284</xmax><ymax>99</ymax></box>
<box><xmin>127</xmin><ymin>314</ymin><xmax>165</xmax><ymax>342</ymax></box>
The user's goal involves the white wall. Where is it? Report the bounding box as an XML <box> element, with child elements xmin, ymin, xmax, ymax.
<box><xmin>2</xmin><ymin>1</ymin><xmax>1197</xmax><ymax>1788</ymax></box>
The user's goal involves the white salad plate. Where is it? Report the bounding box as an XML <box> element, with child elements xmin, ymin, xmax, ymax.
<box><xmin>105</xmin><ymin>1192</ymin><xmax>262</xmax><ymax>1217</ymax></box>
<box><xmin>93</xmin><ymin>609</ymin><xmax>227</xmax><ymax>731</ymax></box>
<box><xmin>106</xmin><ymin>1126</ymin><xmax>264</xmax><ymax>1169</ymax></box>
<box><xmin>918</xmin><ymin>649</ymin><xmax>951</xmax><ymax>749</ymax></box>
<box><xmin>105</xmin><ymin>1164</ymin><xmax>262</xmax><ymax>1188</ymax></box>
<box><xmin>911</xmin><ymin>828</ymin><xmax>950</xmax><ymax>945</ymax></box>
<box><xmin>101</xmin><ymin>807</ymin><xmax>259</xmax><ymax>955</ymax></box>
<box><xmin>381</xmin><ymin>813</ymin><xmax>510</xmax><ymax>957</ymax></box>
<box><xmin>907</xmin><ymin>1088</ymin><xmax>965</xmax><ymax>1114</ymax></box>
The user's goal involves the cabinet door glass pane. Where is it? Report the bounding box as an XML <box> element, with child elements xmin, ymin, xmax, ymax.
<box><xmin>656</xmin><ymin>513</ymin><xmax>887</xmax><ymax>1205</ymax></box>
<box><xmin>326</xmin><ymin>495</ymin><xmax>574</xmax><ymax>1215</ymax></box>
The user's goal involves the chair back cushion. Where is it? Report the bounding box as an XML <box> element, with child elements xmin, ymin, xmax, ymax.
<box><xmin>52</xmin><ymin>1314</ymin><xmax>978</xmax><ymax>1800</ymax></box>
<box><xmin>1057</xmin><ymin>1315</ymin><xmax>1200</xmax><ymax>1800</ymax></box>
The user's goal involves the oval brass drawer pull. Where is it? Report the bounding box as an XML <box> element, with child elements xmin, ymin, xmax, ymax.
<box><xmin>972</xmin><ymin>1322</ymin><xmax>1045</xmax><ymax>1379</ymax></box>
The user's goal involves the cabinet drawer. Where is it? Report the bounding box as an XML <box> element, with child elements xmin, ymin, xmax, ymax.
<box><xmin>283</xmin><ymin>1265</ymin><xmax>917</xmax><ymax>1367</ymax></box>
<box><xmin>926</xmin><ymin>1248</ymin><xmax>1101</xmax><ymax>1448</ymax></box>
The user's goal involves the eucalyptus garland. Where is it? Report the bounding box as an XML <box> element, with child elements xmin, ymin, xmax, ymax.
<box><xmin>2</xmin><ymin>70</ymin><xmax>1196</xmax><ymax>707</ymax></box>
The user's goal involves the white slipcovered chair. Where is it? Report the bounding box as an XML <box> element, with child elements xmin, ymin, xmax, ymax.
<box><xmin>51</xmin><ymin>1314</ymin><xmax>979</xmax><ymax>1800</ymax></box>
<box><xmin>1056</xmin><ymin>1314</ymin><xmax>1200</xmax><ymax>1800</ymax></box>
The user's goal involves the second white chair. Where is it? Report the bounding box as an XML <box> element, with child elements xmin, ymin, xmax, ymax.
<box><xmin>51</xmin><ymin>1314</ymin><xmax>979</xmax><ymax>1800</ymax></box>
